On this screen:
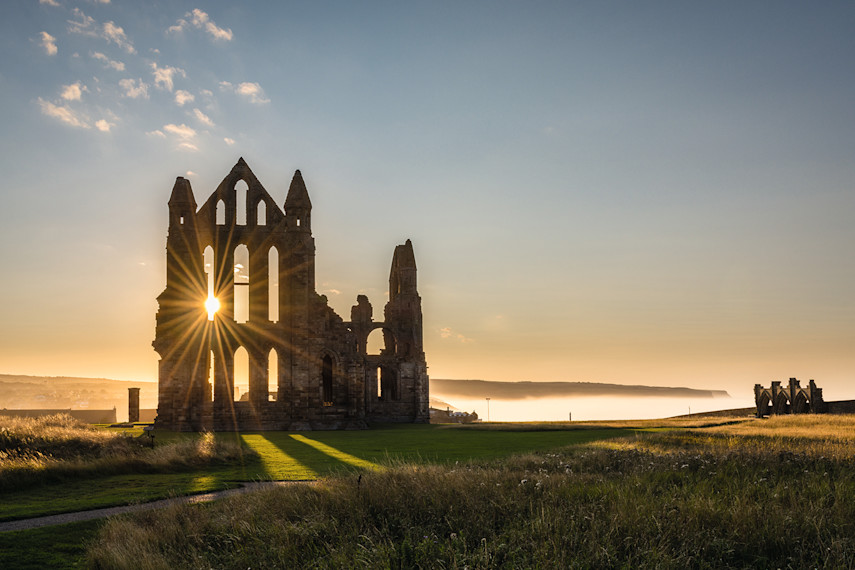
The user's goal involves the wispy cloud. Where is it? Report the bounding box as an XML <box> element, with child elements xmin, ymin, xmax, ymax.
<box><xmin>192</xmin><ymin>108</ymin><xmax>214</xmax><ymax>127</ymax></box>
<box><xmin>220</xmin><ymin>81</ymin><xmax>270</xmax><ymax>104</ymax></box>
<box><xmin>236</xmin><ymin>82</ymin><xmax>270</xmax><ymax>104</ymax></box>
<box><xmin>150</xmin><ymin>63</ymin><xmax>185</xmax><ymax>92</ymax></box>
<box><xmin>67</xmin><ymin>8</ymin><xmax>98</xmax><ymax>37</ymax></box>
<box><xmin>169</xmin><ymin>9</ymin><xmax>233</xmax><ymax>41</ymax></box>
<box><xmin>146</xmin><ymin>129</ymin><xmax>166</xmax><ymax>138</ymax></box>
<box><xmin>439</xmin><ymin>327</ymin><xmax>475</xmax><ymax>343</ymax></box>
<box><xmin>224</xmin><ymin>137</ymin><xmax>235</xmax><ymax>145</ymax></box>
<box><xmin>174</xmin><ymin>89</ymin><xmax>194</xmax><ymax>106</ymax></box>
<box><xmin>68</xmin><ymin>9</ymin><xmax>134</xmax><ymax>53</ymax></box>
<box><xmin>39</xmin><ymin>31</ymin><xmax>58</xmax><ymax>56</ymax></box>
<box><xmin>40</xmin><ymin>0</ymin><xmax>60</xmax><ymax>6</ymax></box>
<box><xmin>119</xmin><ymin>78</ymin><xmax>148</xmax><ymax>99</ymax></box>
<box><xmin>156</xmin><ymin>123</ymin><xmax>199</xmax><ymax>151</ymax></box>
<box><xmin>103</xmin><ymin>21</ymin><xmax>134</xmax><ymax>53</ymax></box>
<box><xmin>163</xmin><ymin>123</ymin><xmax>196</xmax><ymax>139</ymax></box>
<box><xmin>38</xmin><ymin>98</ymin><xmax>89</xmax><ymax>129</ymax></box>
<box><xmin>95</xmin><ymin>119</ymin><xmax>113</xmax><ymax>132</ymax></box>
<box><xmin>60</xmin><ymin>82</ymin><xmax>86</xmax><ymax>101</ymax></box>
<box><xmin>91</xmin><ymin>51</ymin><xmax>124</xmax><ymax>71</ymax></box>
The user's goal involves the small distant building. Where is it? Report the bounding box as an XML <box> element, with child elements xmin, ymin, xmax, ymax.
<box><xmin>754</xmin><ymin>378</ymin><xmax>826</xmax><ymax>417</ymax></box>
<box><xmin>430</xmin><ymin>407</ymin><xmax>479</xmax><ymax>424</ymax></box>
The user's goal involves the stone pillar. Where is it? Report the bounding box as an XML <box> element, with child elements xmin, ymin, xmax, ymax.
<box><xmin>128</xmin><ymin>387</ymin><xmax>141</xmax><ymax>423</ymax></box>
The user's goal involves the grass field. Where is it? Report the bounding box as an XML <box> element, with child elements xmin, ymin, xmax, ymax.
<box><xmin>0</xmin><ymin>419</ymin><xmax>634</xmax><ymax>568</ymax></box>
<box><xmin>7</xmin><ymin>414</ymin><xmax>855</xmax><ymax>568</ymax></box>
<box><xmin>87</xmin><ymin>415</ymin><xmax>855</xmax><ymax>569</ymax></box>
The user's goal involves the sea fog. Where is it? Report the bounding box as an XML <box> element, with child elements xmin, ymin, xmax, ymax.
<box><xmin>437</xmin><ymin>395</ymin><xmax>756</xmax><ymax>422</ymax></box>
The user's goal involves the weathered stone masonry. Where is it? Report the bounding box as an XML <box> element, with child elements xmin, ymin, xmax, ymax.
<box><xmin>754</xmin><ymin>378</ymin><xmax>826</xmax><ymax>417</ymax></box>
<box><xmin>153</xmin><ymin>158</ymin><xmax>429</xmax><ymax>431</ymax></box>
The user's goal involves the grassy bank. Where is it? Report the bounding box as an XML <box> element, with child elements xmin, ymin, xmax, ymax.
<box><xmin>88</xmin><ymin>415</ymin><xmax>855</xmax><ymax>568</ymax></box>
<box><xmin>0</xmin><ymin>414</ymin><xmax>251</xmax><ymax>495</ymax></box>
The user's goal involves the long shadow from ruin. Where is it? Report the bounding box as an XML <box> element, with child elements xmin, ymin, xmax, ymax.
<box><xmin>249</xmin><ymin>433</ymin><xmax>379</xmax><ymax>479</ymax></box>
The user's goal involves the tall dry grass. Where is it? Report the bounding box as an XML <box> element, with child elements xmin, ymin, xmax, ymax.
<box><xmin>88</xmin><ymin>415</ymin><xmax>855</xmax><ymax>569</ymax></box>
<box><xmin>0</xmin><ymin>414</ymin><xmax>250</xmax><ymax>491</ymax></box>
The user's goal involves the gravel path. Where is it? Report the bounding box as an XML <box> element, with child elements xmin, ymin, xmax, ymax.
<box><xmin>0</xmin><ymin>481</ymin><xmax>312</xmax><ymax>533</ymax></box>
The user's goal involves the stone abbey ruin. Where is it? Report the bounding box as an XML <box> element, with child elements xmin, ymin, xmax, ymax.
<box><xmin>754</xmin><ymin>378</ymin><xmax>826</xmax><ymax>417</ymax></box>
<box><xmin>153</xmin><ymin>159</ymin><xmax>429</xmax><ymax>431</ymax></box>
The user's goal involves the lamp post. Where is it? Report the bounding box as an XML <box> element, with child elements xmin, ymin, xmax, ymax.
<box><xmin>486</xmin><ymin>397</ymin><xmax>491</xmax><ymax>422</ymax></box>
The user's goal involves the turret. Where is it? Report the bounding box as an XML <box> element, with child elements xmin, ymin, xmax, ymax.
<box><xmin>284</xmin><ymin>170</ymin><xmax>312</xmax><ymax>232</ymax></box>
<box><xmin>389</xmin><ymin>239</ymin><xmax>417</xmax><ymax>300</ymax></box>
<box><xmin>168</xmin><ymin>176</ymin><xmax>197</xmax><ymax>229</ymax></box>
<box><xmin>384</xmin><ymin>239</ymin><xmax>423</xmax><ymax>358</ymax></box>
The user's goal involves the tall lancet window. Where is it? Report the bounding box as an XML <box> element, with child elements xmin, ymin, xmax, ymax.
<box><xmin>234</xmin><ymin>244</ymin><xmax>249</xmax><ymax>323</ymax></box>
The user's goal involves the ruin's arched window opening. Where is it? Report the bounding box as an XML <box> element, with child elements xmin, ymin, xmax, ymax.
<box><xmin>206</xmin><ymin>350</ymin><xmax>215</xmax><ymax>402</ymax></box>
<box><xmin>379</xmin><ymin>366</ymin><xmax>399</xmax><ymax>401</ymax></box>
<box><xmin>257</xmin><ymin>200</ymin><xmax>267</xmax><ymax>226</ymax></box>
<box><xmin>234</xmin><ymin>347</ymin><xmax>249</xmax><ymax>402</ymax></box>
<box><xmin>375</xmin><ymin>366</ymin><xmax>382</xmax><ymax>399</ymax></box>
<box><xmin>204</xmin><ymin>246</ymin><xmax>216</xmax><ymax>320</ymax></box>
<box><xmin>322</xmin><ymin>355</ymin><xmax>333</xmax><ymax>406</ymax></box>
<box><xmin>216</xmin><ymin>199</ymin><xmax>226</xmax><ymax>225</ymax></box>
<box><xmin>268</xmin><ymin>246</ymin><xmax>279</xmax><ymax>322</ymax></box>
<box><xmin>236</xmin><ymin>180</ymin><xmax>248</xmax><ymax>225</ymax></box>
<box><xmin>366</xmin><ymin>328</ymin><xmax>384</xmax><ymax>355</ymax></box>
<box><xmin>234</xmin><ymin>244</ymin><xmax>249</xmax><ymax>323</ymax></box>
<box><xmin>268</xmin><ymin>348</ymin><xmax>278</xmax><ymax>402</ymax></box>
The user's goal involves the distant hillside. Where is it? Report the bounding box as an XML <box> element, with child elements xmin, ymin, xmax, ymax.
<box><xmin>0</xmin><ymin>374</ymin><xmax>157</xmax><ymax>412</ymax></box>
<box><xmin>431</xmin><ymin>379</ymin><xmax>730</xmax><ymax>400</ymax></box>
<box><xmin>0</xmin><ymin>374</ymin><xmax>730</xmax><ymax>412</ymax></box>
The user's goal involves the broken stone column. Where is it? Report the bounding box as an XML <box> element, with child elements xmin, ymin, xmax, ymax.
<box><xmin>128</xmin><ymin>387</ymin><xmax>141</xmax><ymax>423</ymax></box>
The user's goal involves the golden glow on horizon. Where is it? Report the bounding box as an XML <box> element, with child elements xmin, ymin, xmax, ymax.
<box><xmin>205</xmin><ymin>295</ymin><xmax>220</xmax><ymax>321</ymax></box>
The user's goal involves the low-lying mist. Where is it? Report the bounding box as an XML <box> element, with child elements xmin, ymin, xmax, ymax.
<box><xmin>438</xmin><ymin>395</ymin><xmax>755</xmax><ymax>422</ymax></box>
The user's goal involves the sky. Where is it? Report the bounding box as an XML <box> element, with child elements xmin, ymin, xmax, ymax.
<box><xmin>1</xmin><ymin>1</ymin><xmax>854</xmax><ymax>405</ymax></box>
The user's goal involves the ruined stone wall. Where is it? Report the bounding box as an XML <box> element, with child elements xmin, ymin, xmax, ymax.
<box><xmin>154</xmin><ymin>159</ymin><xmax>429</xmax><ymax>431</ymax></box>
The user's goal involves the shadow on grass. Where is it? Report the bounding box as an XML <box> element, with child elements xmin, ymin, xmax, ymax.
<box><xmin>253</xmin><ymin>425</ymin><xmax>639</xmax><ymax>468</ymax></box>
<box><xmin>247</xmin><ymin>433</ymin><xmax>376</xmax><ymax>478</ymax></box>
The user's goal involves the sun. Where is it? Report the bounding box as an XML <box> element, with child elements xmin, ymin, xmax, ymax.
<box><xmin>205</xmin><ymin>295</ymin><xmax>220</xmax><ymax>320</ymax></box>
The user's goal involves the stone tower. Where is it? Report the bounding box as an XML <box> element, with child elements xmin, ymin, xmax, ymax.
<box><xmin>153</xmin><ymin>159</ymin><xmax>429</xmax><ymax>431</ymax></box>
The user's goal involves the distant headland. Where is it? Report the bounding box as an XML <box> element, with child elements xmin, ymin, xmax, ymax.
<box><xmin>431</xmin><ymin>379</ymin><xmax>731</xmax><ymax>400</ymax></box>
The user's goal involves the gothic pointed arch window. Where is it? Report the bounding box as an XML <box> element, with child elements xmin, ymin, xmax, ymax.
<box><xmin>234</xmin><ymin>244</ymin><xmax>249</xmax><ymax>323</ymax></box>
<box><xmin>204</xmin><ymin>246</ymin><xmax>217</xmax><ymax>320</ymax></box>
<box><xmin>206</xmin><ymin>350</ymin><xmax>215</xmax><ymax>402</ymax></box>
<box><xmin>322</xmin><ymin>355</ymin><xmax>333</xmax><ymax>406</ymax></box>
<box><xmin>216</xmin><ymin>199</ymin><xmax>226</xmax><ymax>225</ymax></box>
<box><xmin>267</xmin><ymin>348</ymin><xmax>278</xmax><ymax>402</ymax></box>
<box><xmin>234</xmin><ymin>346</ymin><xmax>249</xmax><ymax>402</ymax></box>
<box><xmin>257</xmin><ymin>200</ymin><xmax>267</xmax><ymax>226</ymax></box>
<box><xmin>268</xmin><ymin>246</ymin><xmax>279</xmax><ymax>322</ymax></box>
<box><xmin>236</xmin><ymin>180</ymin><xmax>248</xmax><ymax>225</ymax></box>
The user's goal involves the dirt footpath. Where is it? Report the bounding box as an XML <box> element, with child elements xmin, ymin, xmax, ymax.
<box><xmin>0</xmin><ymin>481</ymin><xmax>309</xmax><ymax>533</ymax></box>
